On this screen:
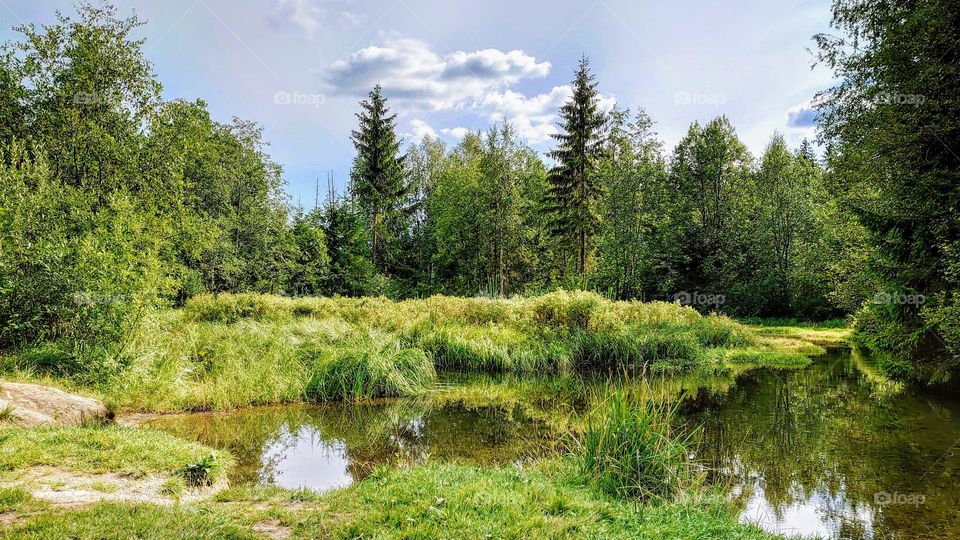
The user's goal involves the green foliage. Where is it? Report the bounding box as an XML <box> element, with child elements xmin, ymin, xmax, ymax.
<box><xmin>594</xmin><ymin>108</ymin><xmax>673</xmax><ymax>300</ymax></box>
<box><xmin>350</xmin><ymin>84</ymin><xmax>410</xmax><ymax>272</ymax></box>
<box><xmin>286</xmin><ymin>208</ymin><xmax>330</xmax><ymax>296</ymax></box>
<box><xmin>304</xmin><ymin>332</ymin><xmax>436</xmax><ymax>401</ymax></box>
<box><xmin>576</xmin><ymin>389</ymin><xmax>696</xmax><ymax>500</ymax></box>
<box><xmin>0</xmin><ymin>3</ymin><xmax>305</xmax><ymax>383</ymax></box>
<box><xmin>178</xmin><ymin>453</ymin><xmax>222</xmax><ymax>487</ymax></box>
<box><xmin>545</xmin><ymin>56</ymin><xmax>607</xmax><ymax>277</ymax></box>
<box><xmin>816</xmin><ymin>0</ymin><xmax>960</xmax><ymax>378</ymax></box>
<box><xmin>0</xmin><ymin>143</ymin><xmax>167</xmax><ymax>380</ymax></box>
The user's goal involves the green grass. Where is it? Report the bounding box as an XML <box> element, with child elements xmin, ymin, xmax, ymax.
<box><xmin>0</xmin><ymin>503</ymin><xmax>255</xmax><ymax>539</ymax></box>
<box><xmin>0</xmin><ymin>426</ymin><xmax>232</xmax><ymax>481</ymax></box>
<box><xmin>5</xmin><ymin>291</ymin><xmax>830</xmax><ymax>413</ymax></box>
<box><xmin>298</xmin><ymin>461</ymin><xmax>780</xmax><ymax>539</ymax></box>
<box><xmin>0</xmin><ymin>461</ymin><xmax>785</xmax><ymax>539</ymax></box>
<box><xmin>304</xmin><ymin>331</ymin><xmax>435</xmax><ymax>401</ymax></box>
<box><xmin>575</xmin><ymin>389</ymin><xmax>696</xmax><ymax>500</ymax></box>
<box><xmin>0</xmin><ymin>486</ymin><xmax>33</xmax><ymax>512</ymax></box>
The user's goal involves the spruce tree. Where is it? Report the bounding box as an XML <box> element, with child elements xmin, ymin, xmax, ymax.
<box><xmin>545</xmin><ymin>56</ymin><xmax>605</xmax><ymax>278</ymax></box>
<box><xmin>349</xmin><ymin>84</ymin><xmax>408</xmax><ymax>271</ymax></box>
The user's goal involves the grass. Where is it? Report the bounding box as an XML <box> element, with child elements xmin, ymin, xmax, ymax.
<box><xmin>0</xmin><ymin>503</ymin><xmax>255</xmax><ymax>539</ymax></box>
<box><xmin>1</xmin><ymin>461</ymin><xmax>784</xmax><ymax>539</ymax></box>
<box><xmin>0</xmin><ymin>425</ymin><xmax>232</xmax><ymax>481</ymax></box>
<box><xmin>304</xmin><ymin>331</ymin><xmax>435</xmax><ymax>401</ymax></box>
<box><xmin>744</xmin><ymin>319</ymin><xmax>852</xmax><ymax>349</ymax></box>
<box><xmin>0</xmin><ymin>404</ymin><xmax>14</xmax><ymax>423</ymax></box>
<box><xmin>59</xmin><ymin>290</ymin><xmax>824</xmax><ymax>413</ymax></box>
<box><xmin>575</xmin><ymin>389</ymin><xmax>696</xmax><ymax>500</ymax></box>
<box><xmin>0</xmin><ymin>486</ymin><xmax>33</xmax><ymax>512</ymax></box>
<box><xmin>0</xmin><ymin>290</ymin><xmax>811</xmax><ymax>413</ymax></box>
<box><xmin>294</xmin><ymin>461</ymin><xmax>780</xmax><ymax>539</ymax></box>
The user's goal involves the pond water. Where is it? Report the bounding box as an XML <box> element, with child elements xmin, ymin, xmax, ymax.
<box><xmin>146</xmin><ymin>348</ymin><xmax>960</xmax><ymax>539</ymax></box>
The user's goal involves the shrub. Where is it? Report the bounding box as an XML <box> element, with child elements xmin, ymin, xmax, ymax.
<box><xmin>0</xmin><ymin>143</ymin><xmax>168</xmax><ymax>382</ymax></box>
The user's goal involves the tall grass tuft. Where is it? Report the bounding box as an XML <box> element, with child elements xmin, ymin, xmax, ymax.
<box><xmin>305</xmin><ymin>332</ymin><xmax>436</xmax><ymax>401</ymax></box>
<box><xmin>575</xmin><ymin>386</ymin><xmax>697</xmax><ymax>500</ymax></box>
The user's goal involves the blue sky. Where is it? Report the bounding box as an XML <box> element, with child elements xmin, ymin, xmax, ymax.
<box><xmin>0</xmin><ymin>0</ymin><xmax>834</xmax><ymax>206</ymax></box>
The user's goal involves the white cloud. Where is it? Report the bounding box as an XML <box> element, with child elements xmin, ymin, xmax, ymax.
<box><xmin>270</xmin><ymin>0</ymin><xmax>325</xmax><ymax>39</ymax></box>
<box><xmin>323</xmin><ymin>37</ymin><xmax>615</xmax><ymax>145</ymax></box>
<box><xmin>409</xmin><ymin>118</ymin><xmax>437</xmax><ymax>142</ymax></box>
<box><xmin>322</xmin><ymin>37</ymin><xmax>551</xmax><ymax>110</ymax></box>
<box><xmin>472</xmin><ymin>86</ymin><xmax>616</xmax><ymax>144</ymax></box>
<box><xmin>440</xmin><ymin>126</ymin><xmax>470</xmax><ymax>139</ymax></box>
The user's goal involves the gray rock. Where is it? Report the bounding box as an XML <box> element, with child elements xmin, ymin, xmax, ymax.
<box><xmin>0</xmin><ymin>381</ymin><xmax>111</xmax><ymax>427</ymax></box>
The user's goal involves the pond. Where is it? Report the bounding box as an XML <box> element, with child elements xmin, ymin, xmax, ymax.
<box><xmin>146</xmin><ymin>348</ymin><xmax>960</xmax><ymax>540</ymax></box>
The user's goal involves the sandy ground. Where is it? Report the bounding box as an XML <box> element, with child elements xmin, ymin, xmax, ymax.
<box><xmin>4</xmin><ymin>466</ymin><xmax>226</xmax><ymax>506</ymax></box>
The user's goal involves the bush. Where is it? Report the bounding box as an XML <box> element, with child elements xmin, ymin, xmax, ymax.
<box><xmin>0</xmin><ymin>143</ymin><xmax>168</xmax><ymax>382</ymax></box>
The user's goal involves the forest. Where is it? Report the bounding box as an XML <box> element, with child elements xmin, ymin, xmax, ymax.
<box><xmin>1</xmin><ymin>1</ymin><xmax>959</xmax><ymax>538</ymax></box>
<box><xmin>2</xmin><ymin>1</ymin><xmax>957</xmax><ymax>385</ymax></box>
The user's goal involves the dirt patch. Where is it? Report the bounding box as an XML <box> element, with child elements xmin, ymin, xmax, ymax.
<box><xmin>4</xmin><ymin>467</ymin><xmax>225</xmax><ymax>506</ymax></box>
<box><xmin>0</xmin><ymin>381</ymin><xmax>110</xmax><ymax>427</ymax></box>
<box><xmin>252</xmin><ymin>519</ymin><xmax>293</xmax><ymax>539</ymax></box>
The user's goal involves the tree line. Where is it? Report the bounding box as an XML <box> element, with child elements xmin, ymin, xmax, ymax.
<box><xmin>0</xmin><ymin>1</ymin><xmax>956</xmax><ymax>382</ymax></box>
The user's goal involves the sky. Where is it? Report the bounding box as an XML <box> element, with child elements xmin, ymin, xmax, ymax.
<box><xmin>0</xmin><ymin>0</ymin><xmax>836</xmax><ymax>207</ymax></box>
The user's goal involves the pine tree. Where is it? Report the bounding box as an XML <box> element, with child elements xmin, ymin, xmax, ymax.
<box><xmin>320</xmin><ymin>186</ymin><xmax>377</xmax><ymax>296</ymax></box>
<box><xmin>798</xmin><ymin>138</ymin><xmax>816</xmax><ymax>164</ymax></box>
<box><xmin>545</xmin><ymin>56</ymin><xmax>606</xmax><ymax>278</ymax></box>
<box><xmin>349</xmin><ymin>84</ymin><xmax>408</xmax><ymax>272</ymax></box>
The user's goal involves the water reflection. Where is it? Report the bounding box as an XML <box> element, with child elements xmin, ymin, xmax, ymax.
<box><xmin>147</xmin><ymin>348</ymin><xmax>960</xmax><ymax>539</ymax></box>
<box><xmin>684</xmin><ymin>348</ymin><xmax>960</xmax><ymax>539</ymax></box>
<box><xmin>146</xmin><ymin>400</ymin><xmax>555</xmax><ymax>491</ymax></box>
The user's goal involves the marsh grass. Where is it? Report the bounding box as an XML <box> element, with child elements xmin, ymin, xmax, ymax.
<box><xmin>574</xmin><ymin>384</ymin><xmax>699</xmax><ymax>500</ymax></box>
<box><xmin>304</xmin><ymin>332</ymin><xmax>435</xmax><ymax>401</ymax></box>
<box><xmin>8</xmin><ymin>291</ymin><xmax>824</xmax><ymax>412</ymax></box>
